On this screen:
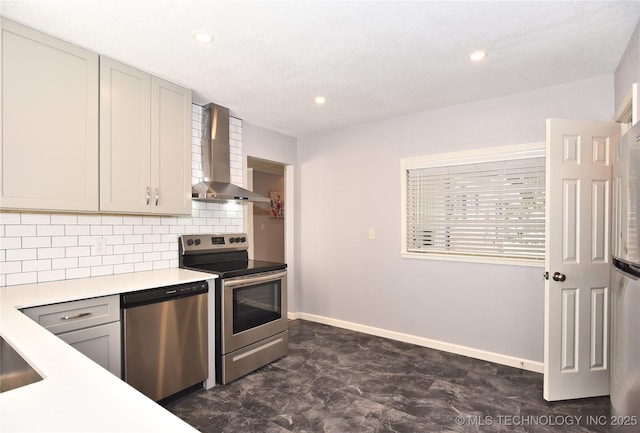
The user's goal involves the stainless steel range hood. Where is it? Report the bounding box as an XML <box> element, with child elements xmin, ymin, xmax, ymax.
<box><xmin>192</xmin><ymin>103</ymin><xmax>269</xmax><ymax>203</ymax></box>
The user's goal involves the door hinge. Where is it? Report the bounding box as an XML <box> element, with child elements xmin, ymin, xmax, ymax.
<box><xmin>544</xmin><ymin>271</ymin><xmax>549</xmax><ymax>280</ymax></box>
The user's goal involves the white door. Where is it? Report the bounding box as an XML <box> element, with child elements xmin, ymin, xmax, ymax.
<box><xmin>544</xmin><ymin>118</ymin><xmax>621</xmax><ymax>401</ymax></box>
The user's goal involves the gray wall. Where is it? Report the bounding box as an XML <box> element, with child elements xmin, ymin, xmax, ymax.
<box><xmin>296</xmin><ymin>75</ymin><xmax>614</xmax><ymax>363</ymax></box>
<box><xmin>615</xmin><ymin>18</ymin><xmax>640</xmax><ymax>111</ymax></box>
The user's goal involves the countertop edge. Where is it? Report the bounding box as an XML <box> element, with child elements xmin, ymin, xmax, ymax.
<box><xmin>0</xmin><ymin>268</ymin><xmax>216</xmax><ymax>433</ymax></box>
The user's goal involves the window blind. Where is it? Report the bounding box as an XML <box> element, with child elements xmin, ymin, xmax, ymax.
<box><xmin>406</xmin><ymin>156</ymin><xmax>545</xmax><ymax>261</ymax></box>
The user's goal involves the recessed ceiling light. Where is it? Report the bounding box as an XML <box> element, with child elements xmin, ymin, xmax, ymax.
<box><xmin>193</xmin><ymin>31</ymin><xmax>214</xmax><ymax>44</ymax></box>
<box><xmin>314</xmin><ymin>96</ymin><xmax>326</xmax><ymax>105</ymax></box>
<box><xmin>468</xmin><ymin>50</ymin><xmax>488</xmax><ymax>62</ymax></box>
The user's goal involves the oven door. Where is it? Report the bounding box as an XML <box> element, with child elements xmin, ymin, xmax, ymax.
<box><xmin>220</xmin><ymin>270</ymin><xmax>287</xmax><ymax>354</ymax></box>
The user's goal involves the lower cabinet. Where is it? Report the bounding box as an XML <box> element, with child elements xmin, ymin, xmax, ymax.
<box><xmin>22</xmin><ymin>295</ymin><xmax>121</xmax><ymax>377</ymax></box>
<box><xmin>58</xmin><ymin>322</ymin><xmax>121</xmax><ymax>377</ymax></box>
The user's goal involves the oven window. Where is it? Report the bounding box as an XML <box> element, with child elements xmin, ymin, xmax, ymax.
<box><xmin>233</xmin><ymin>280</ymin><xmax>281</xmax><ymax>334</ymax></box>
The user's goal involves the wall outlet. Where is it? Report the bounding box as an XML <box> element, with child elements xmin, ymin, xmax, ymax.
<box><xmin>368</xmin><ymin>228</ymin><xmax>376</xmax><ymax>240</ymax></box>
<box><xmin>94</xmin><ymin>237</ymin><xmax>107</xmax><ymax>255</ymax></box>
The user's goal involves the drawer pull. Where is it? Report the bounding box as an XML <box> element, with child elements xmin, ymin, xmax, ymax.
<box><xmin>61</xmin><ymin>312</ymin><xmax>92</xmax><ymax>320</ymax></box>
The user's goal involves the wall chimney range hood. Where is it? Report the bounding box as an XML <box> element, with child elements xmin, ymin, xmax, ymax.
<box><xmin>192</xmin><ymin>103</ymin><xmax>269</xmax><ymax>203</ymax></box>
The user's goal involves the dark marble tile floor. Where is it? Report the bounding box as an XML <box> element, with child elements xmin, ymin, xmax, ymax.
<box><xmin>167</xmin><ymin>320</ymin><xmax>622</xmax><ymax>433</ymax></box>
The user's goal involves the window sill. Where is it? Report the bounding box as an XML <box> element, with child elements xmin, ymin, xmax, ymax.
<box><xmin>401</xmin><ymin>252</ymin><xmax>545</xmax><ymax>268</ymax></box>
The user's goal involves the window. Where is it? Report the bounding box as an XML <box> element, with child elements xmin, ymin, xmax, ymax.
<box><xmin>401</xmin><ymin>143</ymin><xmax>545</xmax><ymax>266</ymax></box>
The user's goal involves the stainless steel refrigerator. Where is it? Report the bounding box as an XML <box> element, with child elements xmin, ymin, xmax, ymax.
<box><xmin>611</xmin><ymin>121</ymin><xmax>640</xmax><ymax>418</ymax></box>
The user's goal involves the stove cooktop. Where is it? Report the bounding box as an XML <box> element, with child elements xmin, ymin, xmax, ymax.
<box><xmin>178</xmin><ymin>233</ymin><xmax>286</xmax><ymax>278</ymax></box>
<box><xmin>183</xmin><ymin>260</ymin><xmax>286</xmax><ymax>279</ymax></box>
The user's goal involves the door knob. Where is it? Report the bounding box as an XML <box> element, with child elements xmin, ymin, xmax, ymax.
<box><xmin>552</xmin><ymin>272</ymin><xmax>566</xmax><ymax>282</ymax></box>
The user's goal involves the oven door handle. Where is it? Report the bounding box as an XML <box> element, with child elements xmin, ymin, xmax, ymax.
<box><xmin>224</xmin><ymin>270</ymin><xmax>287</xmax><ymax>289</ymax></box>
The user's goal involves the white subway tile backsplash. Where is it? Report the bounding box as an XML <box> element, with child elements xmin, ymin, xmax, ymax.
<box><xmin>133</xmin><ymin>225</ymin><xmax>153</xmax><ymax>235</ymax></box>
<box><xmin>0</xmin><ymin>213</ymin><xmax>21</xmax><ymax>224</ymax></box>
<box><xmin>123</xmin><ymin>216</ymin><xmax>143</xmax><ymax>225</ymax></box>
<box><xmin>38</xmin><ymin>225</ymin><xmax>65</xmax><ymax>236</ymax></box>
<box><xmin>1</xmin><ymin>261</ymin><xmax>22</xmax><ymax>274</ymax></box>
<box><xmin>152</xmin><ymin>242</ymin><xmax>170</xmax><ymax>252</ymax></box>
<box><xmin>101</xmin><ymin>215</ymin><xmax>123</xmax><ymax>225</ymax></box>
<box><xmin>91</xmin><ymin>225</ymin><xmax>113</xmax><ymax>236</ymax></box>
<box><xmin>113</xmin><ymin>244</ymin><xmax>134</xmax><ymax>255</ymax></box>
<box><xmin>66</xmin><ymin>246</ymin><xmax>91</xmax><ymax>257</ymax></box>
<box><xmin>52</xmin><ymin>236</ymin><xmax>78</xmax><ymax>247</ymax></box>
<box><xmin>7</xmin><ymin>248</ymin><xmax>37</xmax><ymax>261</ymax></box>
<box><xmin>123</xmin><ymin>234</ymin><xmax>143</xmax><ymax>244</ymax></box>
<box><xmin>152</xmin><ymin>260</ymin><xmax>171</xmax><ymax>270</ymax></box>
<box><xmin>65</xmin><ymin>225</ymin><xmax>90</xmax><ymax>236</ymax></box>
<box><xmin>38</xmin><ymin>247</ymin><xmax>66</xmax><ymax>259</ymax></box>
<box><xmin>79</xmin><ymin>256</ymin><xmax>102</xmax><ymax>268</ymax></box>
<box><xmin>134</xmin><ymin>243</ymin><xmax>153</xmax><ymax>254</ymax></box>
<box><xmin>114</xmin><ymin>263</ymin><xmax>134</xmax><ymax>274</ymax></box>
<box><xmin>51</xmin><ymin>214</ymin><xmax>78</xmax><ymax>225</ymax></box>
<box><xmin>21</xmin><ymin>214</ymin><xmax>51</xmax><ymax>225</ymax></box>
<box><xmin>38</xmin><ymin>269</ymin><xmax>65</xmax><ymax>283</ymax></box>
<box><xmin>134</xmin><ymin>262</ymin><xmax>153</xmax><ymax>272</ymax></box>
<box><xmin>7</xmin><ymin>272</ymin><xmax>37</xmax><ymax>285</ymax></box>
<box><xmin>91</xmin><ymin>265</ymin><xmax>113</xmax><ymax>277</ymax></box>
<box><xmin>143</xmin><ymin>234</ymin><xmax>162</xmax><ymax>244</ymax></box>
<box><xmin>124</xmin><ymin>253</ymin><xmax>144</xmax><ymax>264</ymax></box>
<box><xmin>102</xmin><ymin>255</ymin><xmax>124</xmax><ymax>266</ymax></box>
<box><xmin>65</xmin><ymin>267</ymin><xmax>91</xmax><ymax>280</ymax></box>
<box><xmin>0</xmin><ymin>106</ymin><xmax>244</xmax><ymax>287</ymax></box>
<box><xmin>52</xmin><ymin>257</ymin><xmax>78</xmax><ymax>270</ymax></box>
<box><xmin>78</xmin><ymin>236</ymin><xmax>95</xmax><ymax>246</ymax></box>
<box><xmin>23</xmin><ymin>237</ymin><xmax>52</xmax><ymax>249</ymax></box>
<box><xmin>77</xmin><ymin>215</ymin><xmax>102</xmax><ymax>225</ymax></box>
<box><xmin>6</xmin><ymin>225</ymin><xmax>36</xmax><ymax>237</ymax></box>
<box><xmin>113</xmin><ymin>225</ymin><xmax>134</xmax><ymax>235</ymax></box>
<box><xmin>22</xmin><ymin>259</ymin><xmax>51</xmax><ymax>272</ymax></box>
<box><xmin>0</xmin><ymin>237</ymin><xmax>22</xmax><ymax>250</ymax></box>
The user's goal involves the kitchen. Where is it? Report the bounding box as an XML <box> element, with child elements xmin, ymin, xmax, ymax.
<box><xmin>1</xmin><ymin>1</ymin><xmax>639</xmax><ymax>432</ymax></box>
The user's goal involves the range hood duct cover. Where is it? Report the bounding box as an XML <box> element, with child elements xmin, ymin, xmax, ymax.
<box><xmin>192</xmin><ymin>103</ymin><xmax>269</xmax><ymax>203</ymax></box>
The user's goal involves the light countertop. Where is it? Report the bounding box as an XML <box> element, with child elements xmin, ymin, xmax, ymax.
<box><xmin>0</xmin><ymin>268</ymin><xmax>215</xmax><ymax>433</ymax></box>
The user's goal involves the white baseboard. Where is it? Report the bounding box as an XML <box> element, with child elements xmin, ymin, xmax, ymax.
<box><xmin>288</xmin><ymin>311</ymin><xmax>544</xmax><ymax>374</ymax></box>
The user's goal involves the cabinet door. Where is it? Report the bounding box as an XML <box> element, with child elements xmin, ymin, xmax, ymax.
<box><xmin>59</xmin><ymin>322</ymin><xmax>122</xmax><ymax>378</ymax></box>
<box><xmin>150</xmin><ymin>76</ymin><xmax>192</xmax><ymax>215</ymax></box>
<box><xmin>0</xmin><ymin>19</ymin><xmax>99</xmax><ymax>212</ymax></box>
<box><xmin>100</xmin><ymin>57</ymin><xmax>151</xmax><ymax>213</ymax></box>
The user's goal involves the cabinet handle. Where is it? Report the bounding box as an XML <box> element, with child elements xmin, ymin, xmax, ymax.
<box><xmin>155</xmin><ymin>188</ymin><xmax>159</xmax><ymax>206</ymax></box>
<box><xmin>146</xmin><ymin>186</ymin><xmax>150</xmax><ymax>205</ymax></box>
<box><xmin>61</xmin><ymin>312</ymin><xmax>92</xmax><ymax>320</ymax></box>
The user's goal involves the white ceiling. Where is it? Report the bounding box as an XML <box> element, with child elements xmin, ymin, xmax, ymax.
<box><xmin>1</xmin><ymin>1</ymin><xmax>639</xmax><ymax>138</ymax></box>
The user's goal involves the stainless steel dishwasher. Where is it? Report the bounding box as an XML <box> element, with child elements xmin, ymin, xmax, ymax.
<box><xmin>121</xmin><ymin>281</ymin><xmax>209</xmax><ymax>402</ymax></box>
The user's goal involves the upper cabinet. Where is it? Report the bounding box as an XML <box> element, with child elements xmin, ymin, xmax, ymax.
<box><xmin>150</xmin><ymin>76</ymin><xmax>193</xmax><ymax>215</ymax></box>
<box><xmin>1</xmin><ymin>19</ymin><xmax>192</xmax><ymax>215</ymax></box>
<box><xmin>100</xmin><ymin>57</ymin><xmax>192</xmax><ymax>215</ymax></box>
<box><xmin>1</xmin><ymin>18</ymin><xmax>99</xmax><ymax>212</ymax></box>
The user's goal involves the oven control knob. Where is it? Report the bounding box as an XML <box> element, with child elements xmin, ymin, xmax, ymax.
<box><xmin>229</xmin><ymin>238</ymin><xmax>235</xmax><ymax>243</ymax></box>
<box><xmin>235</xmin><ymin>237</ymin><xmax>242</xmax><ymax>243</ymax></box>
<box><xmin>186</xmin><ymin>239</ymin><xmax>194</xmax><ymax>246</ymax></box>
<box><xmin>194</xmin><ymin>239</ymin><xmax>201</xmax><ymax>245</ymax></box>
<box><xmin>240</xmin><ymin>237</ymin><xmax>246</xmax><ymax>242</ymax></box>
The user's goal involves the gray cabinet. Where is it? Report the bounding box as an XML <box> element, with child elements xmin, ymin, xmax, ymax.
<box><xmin>100</xmin><ymin>57</ymin><xmax>192</xmax><ymax>215</ymax></box>
<box><xmin>0</xmin><ymin>18</ymin><xmax>99</xmax><ymax>212</ymax></box>
<box><xmin>1</xmin><ymin>19</ymin><xmax>192</xmax><ymax>216</ymax></box>
<box><xmin>22</xmin><ymin>295</ymin><xmax>121</xmax><ymax>377</ymax></box>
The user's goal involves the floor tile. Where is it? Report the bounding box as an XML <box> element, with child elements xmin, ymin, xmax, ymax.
<box><xmin>167</xmin><ymin>320</ymin><xmax>616</xmax><ymax>433</ymax></box>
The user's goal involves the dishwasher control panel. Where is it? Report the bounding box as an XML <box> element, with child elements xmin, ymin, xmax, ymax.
<box><xmin>121</xmin><ymin>281</ymin><xmax>209</xmax><ymax>308</ymax></box>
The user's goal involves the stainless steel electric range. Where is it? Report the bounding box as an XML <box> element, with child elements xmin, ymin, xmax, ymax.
<box><xmin>178</xmin><ymin>233</ymin><xmax>288</xmax><ymax>385</ymax></box>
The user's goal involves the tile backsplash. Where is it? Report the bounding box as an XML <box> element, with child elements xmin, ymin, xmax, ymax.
<box><xmin>0</xmin><ymin>104</ymin><xmax>244</xmax><ymax>287</ymax></box>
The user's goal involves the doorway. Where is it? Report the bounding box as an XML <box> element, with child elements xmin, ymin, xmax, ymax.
<box><xmin>247</xmin><ymin>157</ymin><xmax>286</xmax><ymax>263</ymax></box>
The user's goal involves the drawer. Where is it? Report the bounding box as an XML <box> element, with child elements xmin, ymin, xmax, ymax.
<box><xmin>22</xmin><ymin>295</ymin><xmax>120</xmax><ymax>335</ymax></box>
